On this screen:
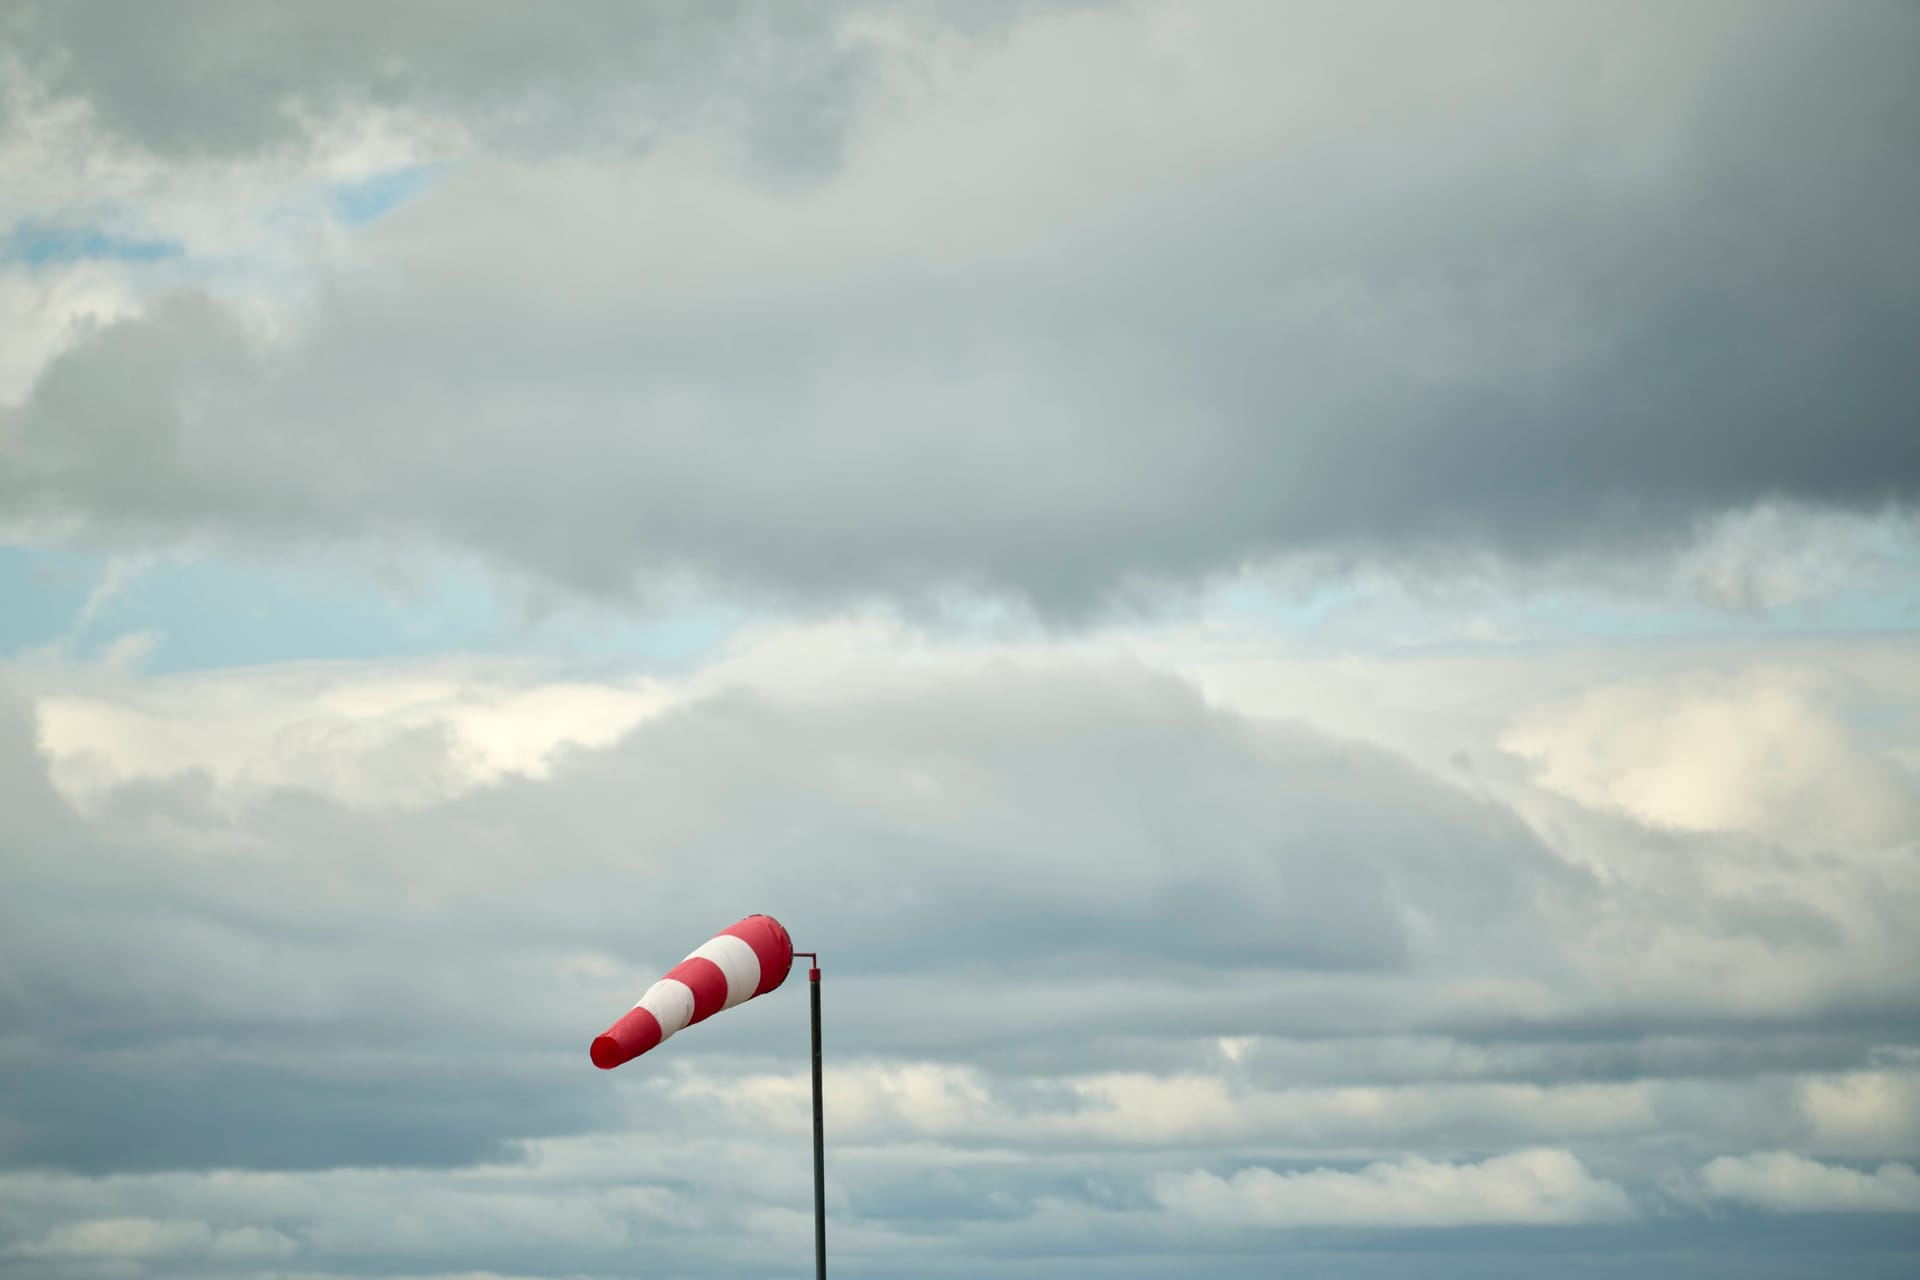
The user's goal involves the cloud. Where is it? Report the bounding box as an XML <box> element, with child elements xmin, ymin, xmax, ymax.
<box><xmin>1697</xmin><ymin>1153</ymin><xmax>1920</xmax><ymax>1214</ymax></box>
<box><xmin>1672</xmin><ymin>504</ymin><xmax>1920</xmax><ymax>613</ymax></box>
<box><xmin>1501</xmin><ymin>667</ymin><xmax>1920</xmax><ymax>846</ymax></box>
<box><xmin>1</xmin><ymin>625</ymin><xmax>1918</xmax><ymax>1276</ymax></box>
<box><xmin>1154</xmin><ymin>1149</ymin><xmax>1632</xmax><ymax>1227</ymax></box>
<box><xmin>683</xmin><ymin>1060</ymin><xmax>1669</xmax><ymax>1152</ymax></box>
<box><xmin>5</xmin><ymin>6</ymin><xmax>1920</xmax><ymax>1276</ymax></box>
<box><xmin>4</xmin><ymin>2</ymin><xmax>1917</xmax><ymax>611</ymax></box>
<box><xmin>676</xmin><ymin>1054</ymin><xmax>1920</xmax><ymax>1165</ymax></box>
<box><xmin>1801</xmin><ymin>1071</ymin><xmax>1920</xmax><ymax>1156</ymax></box>
<box><xmin>31</xmin><ymin>655</ymin><xmax>671</xmax><ymax>814</ymax></box>
<box><xmin>0</xmin><ymin>647</ymin><xmax>1573</xmax><ymax>1174</ymax></box>
<box><xmin>2</xmin><ymin>0</ymin><xmax>905</xmax><ymax>160</ymax></box>
<box><xmin>0</xmin><ymin>260</ymin><xmax>143</xmax><ymax>401</ymax></box>
<box><xmin>4</xmin><ymin>627</ymin><xmax>1915</xmax><ymax>1169</ymax></box>
<box><xmin>19</xmin><ymin>1216</ymin><xmax>297</xmax><ymax>1260</ymax></box>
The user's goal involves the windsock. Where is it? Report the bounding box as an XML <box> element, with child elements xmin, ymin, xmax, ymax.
<box><xmin>591</xmin><ymin>914</ymin><xmax>794</xmax><ymax>1069</ymax></box>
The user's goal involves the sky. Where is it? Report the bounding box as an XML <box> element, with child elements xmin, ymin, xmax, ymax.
<box><xmin>1</xmin><ymin>2</ymin><xmax>1918</xmax><ymax>1277</ymax></box>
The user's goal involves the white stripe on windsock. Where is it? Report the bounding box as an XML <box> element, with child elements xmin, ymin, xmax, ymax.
<box><xmin>636</xmin><ymin>978</ymin><xmax>695</xmax><ymax>1038</ymax></box>
<box><xmin>688</xmin><ymin>933</ymin><xmax>762</xmax><ymax>1009</ymax></box>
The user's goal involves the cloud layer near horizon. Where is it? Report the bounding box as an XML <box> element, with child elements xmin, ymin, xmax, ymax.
<box><xmin>3</xmin><ymin>623</ymin><xmax>1918</xmax><ymax>1275</ymax></box>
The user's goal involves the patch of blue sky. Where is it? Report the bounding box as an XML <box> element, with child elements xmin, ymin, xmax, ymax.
<box><xmin>0</xmin><ymin>545</ymin><xmax>99</xmax><ymax>654</ymax></box>
<box><xmin>1207</xmin><ymin>573</ymin><xmax>1370</xmax><ymax>632</ymax></box>
<box><xmin>1515</xmin><ymin>582</ymin><xmax>1920</xmax><ymax>641</ymax></box>
<box><xmin>1</xmin><ymin>220</ymin><xmax>183</xmax><ymax>266</ymax></box>
<box><xmin>328</xmin><ymin>165</ymin><xmax>436</xmax><ymax>225</ymax></box>
<box><xmin>0</xmin><ymin>545</ymin><xmax>741</xmax><ymax>675</ymax></box>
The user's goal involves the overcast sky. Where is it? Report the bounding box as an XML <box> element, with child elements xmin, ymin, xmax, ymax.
<box><xmin>2</xmin><ymin>3</ymin><xmax>1918</xmax><ymax>1277</ymax></box>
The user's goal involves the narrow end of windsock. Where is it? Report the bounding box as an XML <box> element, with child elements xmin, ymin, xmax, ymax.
<box><xmin>590</xmin><ymin>1005</ymin><xmax>663</xmax><ymax>1070</ymax></box>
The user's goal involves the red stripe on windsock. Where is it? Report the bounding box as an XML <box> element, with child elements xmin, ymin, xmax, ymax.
<box><xmin>725</xmin><ymin>914</ymin><xmax>794</xmax><ymax>996</ymax></box>
<box><xmin>668</xmin><ymin>956</ymin><xmax>730</xmax><ymax>1025</ymax></box>
<box><xmin>591</xmin><ymin>1005</ymin><xmax>662</xmax><ymax>1069</ymax></box>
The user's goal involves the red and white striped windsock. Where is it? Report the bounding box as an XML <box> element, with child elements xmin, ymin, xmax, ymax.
<box><xmin>590</xmin><ymin>914</ymin><xmax>794</xmax><ymax>1069</ymax></box>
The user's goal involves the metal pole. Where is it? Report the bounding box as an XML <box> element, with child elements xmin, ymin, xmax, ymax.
<box><xmin>799</xmin><ymin>953</ymin><xmax>825</xmax><ymax>1280</ymax></box>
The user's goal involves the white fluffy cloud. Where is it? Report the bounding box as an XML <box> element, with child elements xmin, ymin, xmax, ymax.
<box><xmin>1698</xmin><ymin>1153</ymin><xmax>1920</xmax><ymax>1214</ymax></box>
<box><xmin>1155</xmin><ymin>1149</ymin><xmax>1631</xmax><ymax>1227</ymax></box>
<box><xmin>31</xmin><ymin>657</ymin><xmax>671</xmax><ymax>813</ymax></box>
<box><xmin>20</xmin><ymin>1216</ymin><xmax>297</xmax><ymax>1261</ymax></box>
<box><xmin>1501</xmin><ymin>667</ymin><xmax>1920</xmax><ymax>846</ymax></box>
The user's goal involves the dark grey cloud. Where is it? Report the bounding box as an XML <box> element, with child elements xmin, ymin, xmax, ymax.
<box><xmin>2</xmin><ymin>2</ymin><xmax>1916</xmax><ymax>612</ymax></box>
<box><xmin>3</xmin><ymin>0</ymin><xmax>1071</xmax><ymax>188</ymax></box>
<box><xmin>3</xmin><ymin>1</ymin><xmax>858</xmax><ymax>162</ymax></box>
